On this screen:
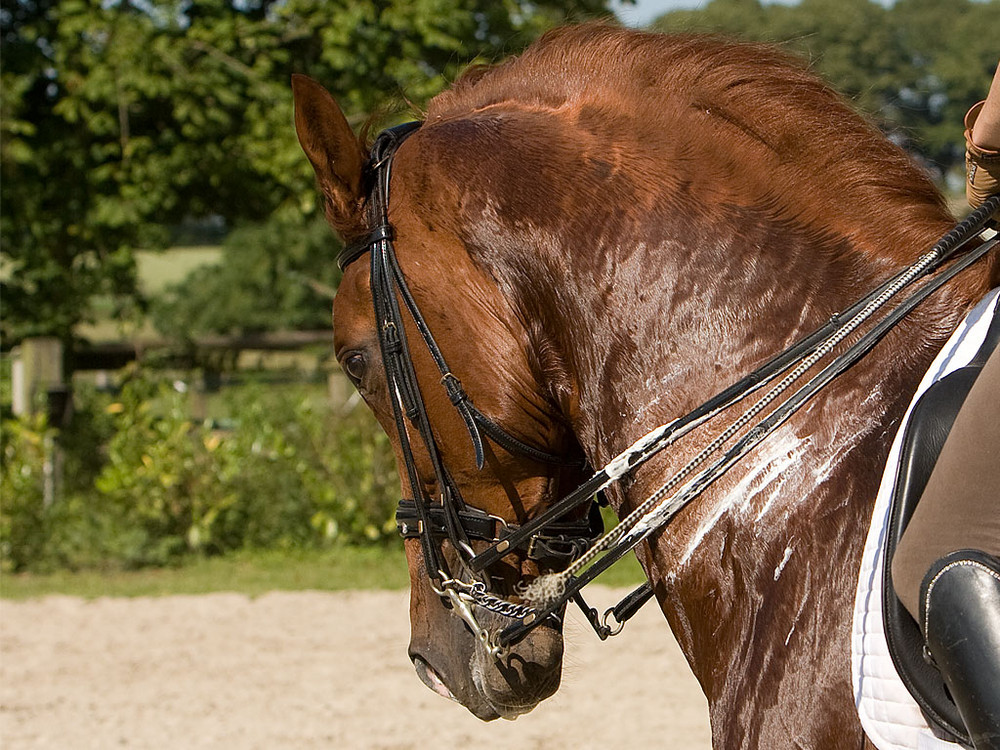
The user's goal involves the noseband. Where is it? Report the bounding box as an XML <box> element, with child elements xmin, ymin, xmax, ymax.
<box><xmin>343</xmin><ymin>121</ymin><xmax>1000</xmax><ymax>657</ymax></box>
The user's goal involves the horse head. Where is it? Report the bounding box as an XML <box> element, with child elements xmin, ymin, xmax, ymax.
<box><xmin>294</xmin><ymin>24</ymin><xmax>997</xmax><ymax>744</ymax></box>
<box><xmin>293</xmin><ymin>75</ymin><xmax>589</xmax><ymax>720</ymax></box>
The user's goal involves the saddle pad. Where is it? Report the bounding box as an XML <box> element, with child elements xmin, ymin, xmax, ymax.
<box><xmin>852</xmin><ymin>287</ymin><xmax>1000</xmax><ymax>750</ymax></box>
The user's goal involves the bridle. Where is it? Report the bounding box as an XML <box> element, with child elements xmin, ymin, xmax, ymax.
<box><xmin>344</xmin><ymin>122</ymin><xmax>604</xmax><ymax>656</ymax></box>
<box><xmin>342</xmin><ymin>120</ymin><xmax>1000</xmax><ymax>657</ymax></box>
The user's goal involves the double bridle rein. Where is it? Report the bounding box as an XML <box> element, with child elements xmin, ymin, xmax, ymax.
<box><xmin>343</xmin><ymin>121</ymin><xmax>1000</xmax><ymax>657</ymax></box>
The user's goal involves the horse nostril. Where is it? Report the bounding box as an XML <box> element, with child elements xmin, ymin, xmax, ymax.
<box><xmin>412</xmin><ymin>655</ymin><xmax>459</xmax><ymax>703</ymax></box>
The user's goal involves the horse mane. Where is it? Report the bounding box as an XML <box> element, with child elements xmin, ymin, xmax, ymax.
<box><xmin>426</xmin><ymin>23</ymin><xmax>965</xmax><ymax>274</ymax></box>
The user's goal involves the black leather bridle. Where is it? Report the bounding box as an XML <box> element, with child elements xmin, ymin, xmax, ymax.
<box><xmin>342</xmin><ymin>122</ymin><xmax>605</xmax><ymax>655</ymax></box>
<box><xmin>342</xmin><ymin>120</ymin><xmax>1000</xmax><ymax>657</ymax></box>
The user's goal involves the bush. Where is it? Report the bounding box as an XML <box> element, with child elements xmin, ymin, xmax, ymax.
<box><xmin>1</xmin><ymin>370</ymin><xmax>401</xmax><ymax>572</ymax></box>
<box><xmin>150</xmin><ymin>215</ymin><xmax>342</xmax><ymax>339</ymax></box>
<box><xmin>209</xmin><ymin>384</ymin><xmax>400</xmax><ymax>552</ymax></box>
<box><xmin>1</xmin><ymin>414</ymin><xmax>55</xmax><ymax>570</ymax></box>
<box><xmin>93</xmin><ymin>375</ymin><xmax>224</xmax><ymax>565</ymax></box>
<box><xmin>1</xmin><ymin>393</ymin><xmax>123</xmax><ymax>573</ymax></box>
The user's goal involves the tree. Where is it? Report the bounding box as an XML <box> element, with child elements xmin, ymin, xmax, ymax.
<box><xmin>652</xmin><ymin>0</ymin><xmax>772</xmax><ymax>39</ymax></box>
<box><xmin>2</xmin><ymin>0</ymin><xmax>154</xmax><ymax>343</ymax></box>
<box><xmin>149</xmin><ymin>215</ymin><xmax>339</xmax><ymax>339</ymax></box>
<box><xmin>1</xmin><ymin>0</ymin><xmax>618</xmax><ymax>349</ymax></box>
<box><xmin>1</xmin><ymin>0</ymin><xmax>309</xmax><ymax>345</ymax></box>
<box><xmin>649</xmin><ymin>0</ymin><xmax>998</xmax><ymax>184</ymax></box>
<box><xmin>888</xmin><ymin>0</ymin><xmax>1000</xmax><ymax>173</ymax></box>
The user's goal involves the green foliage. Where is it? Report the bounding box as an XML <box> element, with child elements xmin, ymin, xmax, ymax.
<box><xmin>889</xmin><ymin>0</ymin><xmax>999</xmax><ymax>167</ymax></box>
<box><xmin>150</xmin><ymin>215</ymin><xmax>339</xmax><ymax>338</ymax></box>
<box><xmin>2</xmin><ymin>0</ymin><xmax>166</xmax><ymax>342</ymax></box>
<box><xmin>93</xmin><ymin>376</ymin><xmax>222</xmax><ymax>565</ymax></box>
<box><xmin>1</xmin><ymin>0</ymin><xmax>616</xmax><ymax>347</ymax></box>
<box><xmin>651</xmin><ymin>0</ymin><xmax>999</xmax><ymax>179</ymax></box>
<box><xmin>1</xmin><ymin>370</ymin><xmax>401</xmax><ymax>572</ymax></box>
<box><xmin>0</xmin><ymin>414</ymin><xmax>55</xmax><ymax>569</ymax></box>
<box><xmin>0</xmin><ymin>404</ymin><xmax>117</xmax><ymax>573</ymax></box>
<box><xmin>206</xmin><ymin>382</ymin><xmax>400</xmax><ymax>550</ymax></box>
<box><xmin>91</xmin><ymin>373</ymin><xmax>401</xmax><ymax>565</ymax></box>
<box><xmin>6</xmin><ymin>0</ymin><xmax>992</xmax><ymax>348</ymax></box>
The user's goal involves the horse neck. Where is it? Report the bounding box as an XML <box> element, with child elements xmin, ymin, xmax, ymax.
<box><xmin>537</xmin><ymin>213</ymin><xmax>961</xmax><ymax>468</ymax></box>
<box><xmin>487</xmin><ymin>208</ymin><xmax>982</xmax><ymax>741</ymax></box>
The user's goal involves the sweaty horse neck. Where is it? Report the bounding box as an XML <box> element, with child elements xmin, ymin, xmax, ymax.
<box><xmin>543</xmin><ymin>215</ymin><xmax>925</xmax><ymax>465</ymax></box>
<box><xmin>483</xmin><ymin>207</ymin><xmax>977</xmax><ymax>745</ymax></box>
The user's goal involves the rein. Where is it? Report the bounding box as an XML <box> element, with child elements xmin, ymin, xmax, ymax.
<box><xmin>507</xmin><ymin>205</ymin><xmax>999</xmax><ymax>646</ymax></box>
<box><xmin>344</xmin><ymin>119</ymin><xmax>1000</xmax><ymax>656</ymax></box>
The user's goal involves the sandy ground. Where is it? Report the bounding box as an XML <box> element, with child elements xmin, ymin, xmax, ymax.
<box><xmin>1</xmin><ymin>586</ymin><xmax>711</xmax><ymax>749</ymax></box>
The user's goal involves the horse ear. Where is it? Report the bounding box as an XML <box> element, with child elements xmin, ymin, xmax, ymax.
<box><xmin>292</xmin><ymin>74</ymin><xmax>367</xmax><ymax>236</ymax></box>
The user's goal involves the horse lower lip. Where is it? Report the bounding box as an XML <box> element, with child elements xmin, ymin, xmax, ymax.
<box><xmin>412</xmin><ymin>657</ymin><xmax>459</xmax><ymax>702</ymax></box>
<box><xmin>494</xmin><ymin>702</ymin><xmax>534</xmax><ymax>720</ymax></box>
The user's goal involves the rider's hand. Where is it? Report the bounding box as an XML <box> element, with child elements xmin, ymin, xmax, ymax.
<box><xmin>965</xmin><ymin>101</ymin><xmax>1000</xmax><ymax>211</ymax></box>
<box><xmin>966</xmin><ymin>62</ymin><xmax>1000</xmax><ymax>213</ymax></box>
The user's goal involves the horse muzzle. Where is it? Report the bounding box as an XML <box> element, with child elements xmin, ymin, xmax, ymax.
<box><xmin>408</xmin><ymin>608</ymin><xmax>564</xmax><ymax>721</ymax></box>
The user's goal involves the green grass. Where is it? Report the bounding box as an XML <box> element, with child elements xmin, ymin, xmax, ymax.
<box><xmin>582</xmin><ymin>550</ymin><xmax>647</xmax><ymax>588</ymax></box>
<box><xmin>73</xmin><ymin>245</ymin><xmax>223</xmax><ymax>342</ymax></box>
<box><xmin>0</xmin><ymin>546</ymin><xmax>410</xmax><ymax>600</ymax></box>
<box><xmin>0</xmin><ymin>544</ymin><xmax>648</xmax><ymax>600</ymax></box>
<box><xmin>135</xmin><ymin>245</ymin><xmax>223</xmax><ymax>296</ymax></box>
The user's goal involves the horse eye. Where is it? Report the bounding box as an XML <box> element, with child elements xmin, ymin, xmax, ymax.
<box><xmin>342</xmin><ymin>352</ymin><xmax>367</xmax><ymax>385</ymax></box>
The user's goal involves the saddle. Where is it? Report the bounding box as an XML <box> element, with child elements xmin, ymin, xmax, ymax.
<box><xmin>881</xmin><ymin>302</ymin><xmax>1000</xmax><ymax>748</ymax></box>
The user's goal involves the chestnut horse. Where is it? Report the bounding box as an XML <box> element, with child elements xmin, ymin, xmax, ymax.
<box><xmin>293</xmin><ymin>25</ymin><xmax>997</xmax><ymax>748</ymax></box>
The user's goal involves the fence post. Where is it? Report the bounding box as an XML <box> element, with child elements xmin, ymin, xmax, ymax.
<box><xmin>11</xmin><ymin>337</ymin><xmax>67</xmax><ymax>507</ymax></box>
<box><xmin>11</xmin><ymin>337</ymin><xmax>65</xmax><ymax>418</ymax></box>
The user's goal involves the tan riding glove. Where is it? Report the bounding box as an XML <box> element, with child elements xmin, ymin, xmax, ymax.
<box><xmin>965</xmin><ymin>101</ymin><xmax>1000</xmax><ymax>211</ymax></box>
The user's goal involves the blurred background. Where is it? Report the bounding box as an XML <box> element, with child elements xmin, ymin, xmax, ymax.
<box><xmin>2</xmin><ymin>0</ymin><xmax>997</xmax><ymax>580</ymax></box>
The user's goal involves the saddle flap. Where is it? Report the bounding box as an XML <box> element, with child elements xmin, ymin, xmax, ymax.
<box><xmin>881</xmin><ymin>303</ymin><xmax>1000</xmax><ymax>748</ymax></box>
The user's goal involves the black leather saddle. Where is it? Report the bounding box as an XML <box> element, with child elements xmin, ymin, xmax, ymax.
<box><xmin>882</xmin><ymin>299</ymin><xmax>1000</xmax><ymax>748</ymax></box>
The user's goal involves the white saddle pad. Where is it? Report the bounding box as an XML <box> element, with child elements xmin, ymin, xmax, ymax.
<box><xmin>852</xmin><ymin>286</ymin><xmax>999</xmax><ymax>750</ymax></box>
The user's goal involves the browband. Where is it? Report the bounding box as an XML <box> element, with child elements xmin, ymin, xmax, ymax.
<box><xmin>338</xmin><ymin>122</ymin><xmax>422</xmax><ymax>271</ymax></box>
